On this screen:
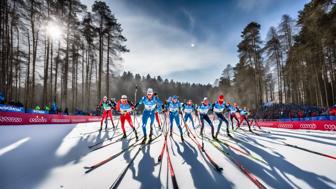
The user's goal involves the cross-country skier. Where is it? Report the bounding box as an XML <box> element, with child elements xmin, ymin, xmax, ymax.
<box><xmin>236</xmin><ymin>107</ymin><xmax>253</xmax><ymax>132</ymax></box>
<box><xmin>165</xmin><ymin>95</ymin><xmax>184</xmax><ymax>141</ymax></box>
<box><xmin>228</xmin><ymin>102</ymin><xmax>240</xmax><ymax>130</ymax></box>
<box><xmin>212</xmin><ymin>95</ymin><xmax>231</xmax><ymax>138</ymax></box>
<box><xmin>116</xmin><ymin>95</ymin><xmax>138</xmax><ymax>140</ymax></box>
<box><xmin>197</xmin><ymin>97</ymin><xmax>215</xmax><ymax>139</ymax></box>
<box><xmin>182</xmin><ymin>99</ymin><xmax>195</xmax><ymax>129</ymax></box>
<box><xmin>135</xmin><ymin>88</ymin><xmax>163</xmax><ymax>144</ymax></box>
<box><xmin>99</xmin><ymin>96</ymin><xmax>115</xmax><ymax>131</ymax></box>
<box><xmin>154</xmin><ymin>92</ymin><xmax>162</xmax><ymax>129</ymax></box>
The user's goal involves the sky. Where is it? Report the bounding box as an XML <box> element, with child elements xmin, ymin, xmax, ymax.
<box><xmin>83</xmin><ymin>0</ymin><xmax>310</xmax><ymax>84</ymax></box>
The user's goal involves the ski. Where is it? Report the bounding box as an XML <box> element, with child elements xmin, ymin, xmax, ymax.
<box><xmin>281</xmin><ymin>141</ymin><xmax>336</xmax><ymax>161</ymax></box>
<box><xmin>211</xmin><ymin>137</ymin><xmax>266</xmax><ymax>164</ymax></box>
<box><xmin>166</xmin><ymin>136</ymin><xmax>179</xmax><ymax>189</ymax></box>
<box><xmin>184</xmin><ymin>126</ymin><xmax>223</xmax><ymax>172</ymax></box>
<box><xmin>81</xmin><ymin>119</ymin><xmax>120</xmax><ymax>136</ymax></box>
<box><xmin>84</xmin><ymin>138</ymin><xmax>143</xmax><ymax>174</ymax></box>
<box><xmin>158</xmin><ymin>133</ymin><xmax>167</xmax><ymax>162</ymax></box>
<box><xmin>207</xmin><ymin>139</ymin><xmax>267</xmax><ymax>189</ymax></box>
<box><xmin>89</xmin><ymin>135</ymin><xmax>138</xmax><ymax>152</ymax></box>
<box><xmin>84</xmin><ymin>134</ymin><xmax>162</xmax><ymax>174</ymax></box>
<box><xmin>88</xmin><ymin>125</ymin><xmax>140</xmax><ymax>149</ymax></box>
<box><xmin>109</xmin><ymin>133</ymin><xmax>162</xmax><ymax>189</ymax></box>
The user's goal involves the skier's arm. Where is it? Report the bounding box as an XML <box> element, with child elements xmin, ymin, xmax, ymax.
<box><xmin>135</xmin><ymin>97</ymin><xmax>144</xmax><ymax>108</ymax></box>
<box><xmin>115</xmin><ymin>101</ymin><xmax>121</xmax><ymax>112</ymax></box>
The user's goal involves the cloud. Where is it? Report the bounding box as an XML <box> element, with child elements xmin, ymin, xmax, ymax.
<box><xmin>116</xmin><ymin>6</ymin><xmax>234</xmax><ymax>84</ymax></box>
<box><xmin>236</xmin><ymin>0</ymin><xmax>272</xmax><ymax>11</ymax></box>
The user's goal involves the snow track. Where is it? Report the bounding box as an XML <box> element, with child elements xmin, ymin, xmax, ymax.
<box><xmin>1</xmin><ymin>117</ymin><xmax>336</xmax><ymax>189</ymax></box>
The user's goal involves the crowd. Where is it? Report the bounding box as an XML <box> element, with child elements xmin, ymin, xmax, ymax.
<box><xmin>254</xmin><ymin>103</ymin><xmax>336</xmax><ymax>120</ymax></box>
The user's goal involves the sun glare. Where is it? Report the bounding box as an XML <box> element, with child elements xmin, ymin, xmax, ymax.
<box><xmin>46</xmin><ymin>22</ymin><xmax>62</xmax><ymax>40</ymax></box>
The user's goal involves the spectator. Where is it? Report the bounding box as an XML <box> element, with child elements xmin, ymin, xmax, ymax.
<box><xmin>329</xmin><ymin>105</ymin><xmax>336</xmax><ymax>116</ymax></box>
<box><xmin>50</xmin><ymin>102</ymin><xmax>58</xmax><ymax>114</ymax></box>
<box><xmin>63</xmin><ymin>108</ymin><xmax>69</xmax><ymax>115</ymax></box>
<box><xmin>45</xmin><ymin>105</ymin><xmax>50</xmax><ymax>112</ymax></box>
<box><xmin>0</xmin><ymin>92</ymin><xmax>4</xmax><ymax>104</ymax></box>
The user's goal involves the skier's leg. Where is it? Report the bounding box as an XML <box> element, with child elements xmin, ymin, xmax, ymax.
<box><xmin>126</xmin><ymin>113</ymin><xmax>138</xmax><ymax>139</ymax></box>
<box><xmin>204</xmin><ymin>114</ymin><xmax>215</xmax><ymax>138</ymax></box>
<box><xmin>176</xmin><ymin>114</ymin><xmax>183</xmax><ymax>141</ymax></box>
<box><xmin>169</xmin><ymin>112</ymin><xmax>174</xmax><ymax>136</ymax></box>
<box><xmin>155</xmin><ymin>112</ymin><xmax>161</xmax><ymax>128</ymax></box>
<box><xmin>234</xmin><ymin>116</ymin><xmax>240</xmax><ymax>129</ymax></box>
<box><xmin>100</xmin><ymin>111</ymin><xmax>107</xmax><ymax>130</ymax></box>
<box><xmin>126</xmin><ymin>114</ymin><xmax>134</xmax><ymax>129</ymax></box>
<box><xmin>107</xmin><ymin>110</ymin><xmax>114</xmax><ymax>129</ymax></box>
<box><xmin>189</xmin><ymin>114</ymin><xmax>195</xmax><ymax>129</ymax></box>
<box><xmin>230</xmin><ymin>115</ymin><xmax>234</xmax><ymax>130</ymax></box>
<box><xmin>215</xmin><ymin>113</ymin><xmax>223</xmax><ymax>137</ymax></box>
<box><xmin>176</xmin><ymin>114</ymin><xmax>182</xmax><ymax>135</ymax></box>
<box><xmin>200</xmin><ymin>114</ymin><xmax>205</xmax><ymax>136</ymax></box>
<box><xmin>142</xmin><ymin>111</ymin><xmax>149</xmax><ymax>137</ymax></box>
<box><xmin>120</xmin><ymin>115</ymin><xmax>127</xmax><ymax>137</ymax></box>
<box><xmin>184</xmin><ymin>113</ymin><xmax>188</xmax><ymax>127</ymax></box>
<box><xmin>149</xmin><ymin>111</ymin><xmax>155</xmax><ymax>139</ymax></box>
<box><xmin>245</xmin><ymin>117</ymin><xmax>252</xmax><ymax>131</ymax></box>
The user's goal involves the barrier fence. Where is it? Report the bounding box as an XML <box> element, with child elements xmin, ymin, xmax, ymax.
<box><xmin>1</xmin><ymin>111</ymin><xmax>335</xmax><ymax>131</ymax></box>
<box><xmin>0</xmin><ymin>112</ymin><xmax>100</xmax><ymax>125</ymax></box>
<box><xmin>256</xmin><ymin>120</ymin><xmax>336</xmax><ymax>131</ymax></box>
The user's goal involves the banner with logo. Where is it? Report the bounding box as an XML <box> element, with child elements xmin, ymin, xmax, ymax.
<box><xmin>256</xmin><ymin>120</ymin><xmax>336</xmax><ymax>131</ymax></box>
<box><xmin>0</xmin><ymin>112</ymin><xmax>100</xmax><ymax>125</ymax></box>
<box><xmin>0</xmin><ymin>104</ymin><xmax>25</xmax><ymax>113</ymax></box>
<box><xmin>26</xmin><ymin>109</ymin><xmax>49</xmax><ymax>114</ymax></box>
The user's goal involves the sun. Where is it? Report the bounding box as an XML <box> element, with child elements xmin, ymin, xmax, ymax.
<box><xmin>46</xmin><ymin>22</ymin><xmax>62</xmax><ymax>40</ymax></box>
<box><xmin>190</xmin><ymin>43</ymin><xmax>195</xmax><ymax>48</ymax></box>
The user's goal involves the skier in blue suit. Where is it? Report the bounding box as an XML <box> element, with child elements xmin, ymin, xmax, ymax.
<box><xmin>165</xmin><ymin>95</ymin><xmax>184</xmax><ymax>141</ymax></box>
<box><xmin>135</xmin><ymin>88</ymin><xmax>163</xmax><ymax>143</ymax></box>
<box><xmin>212</xmin><ymin>95</ymin><xmax>231</xmax><ymax>138</ymax></box>
<box><xmin>197</xmin><ymin>97</ymin><xmax>215</xmax><ymax>139</ymax></box>
<box><xmin>182</xmin><ymin>99</ymin><xmax>195</xmax><ymax>129</ymax></box>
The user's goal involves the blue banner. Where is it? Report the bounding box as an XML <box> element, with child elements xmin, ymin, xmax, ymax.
<box><xmin>26</xmin><ymin>109</ymin><xmax>49</xmax><ymax>114</ymax></box>
<box><xmin>0</xmin><ymin>104</ymin><xmax>25</xmax><ymax>112</ymax></box>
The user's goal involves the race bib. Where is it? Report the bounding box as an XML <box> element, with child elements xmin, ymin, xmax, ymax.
<box><xmin>104</xmin><ymin>107</ymin><xmax>111</xmax><ymax>111</ymax></box>
<box><xmin>144</xmin><ymin>104</ymin><xmax>156</xmax><ymax>111</ymax></box>
<box><xmin>184</xmin><ymin>108</ymin><xmax>193</xmax><ymax>113</ymax></box>
<box><xmin>122</xmin><ymin>108</ymin><xmax>132</xmax><ymax>113</ymax></box>
<box><xmin>213</xmin><ymin>107</ymin><xmax>223</xmax><ymax>113</ymax></box>
<box><xmin>169</xmin><ymin>107</ymin><xmax>178</xmax><ymax>112</ymax></box>
<box><xmin>199</xmin><ymin>108</ymin><xmax>208</xmax><ymax>114</ymax></box>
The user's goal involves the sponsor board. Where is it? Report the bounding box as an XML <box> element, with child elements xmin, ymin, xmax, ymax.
<box><xmin>256</xmin><ymin>120</ymin><xmax>336</xmax><ymax>131</ymax></box>
<box><xmin>0</xmin><ymin>112</ymin><xmax>100</xmax><ymax>126</ymax></box>
<box><xmin>278</xmin><ymin>123</ymin><xmax>294</xmax><ymax>129</ymax></box>
<box><xmin>0</xmin><ymin>116</ymin><xmax>23</xmax><ymax>123</ymax></box>
<box><xmin>324</xmin><ymin>124</ymin><xmax>336</xmax><ymax>130</ymax></box>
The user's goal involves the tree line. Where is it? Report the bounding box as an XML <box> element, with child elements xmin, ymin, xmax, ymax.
<box><xmin>0</xmin><ymin>0</ymin><xmax>128</xmax><ymax>112</ymax></box>
<box><xmin>216</xmin><ymin>0</ymin><xmax>336</xmax><ymax>109</ymax></box>
<box><xmin>1</xmin><ymin>0</ymin><xmax>335</xmax><ymax>112</ymax></box>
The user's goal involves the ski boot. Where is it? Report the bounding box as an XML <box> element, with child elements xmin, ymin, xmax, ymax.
<box><xmin>99</xmin><ymin>126</ymin><xmax>103</xmax><ymax>132</ymax></box>
<box><xmin>133</xmin><ymin>128</ymin><xmax>138</xmax><ymax>140</ymax></box>
<box><xmin>141</xmin><ymin>136</ymin><xmax>147</xmax><ymax>144</ymax></box>
<box><xmin>105</xmin><ymin>120</ymin><xmax>108</xmax><ymax>130</ymax></box>
<box><xmin>149</xmin><ymin>127</ymin><xmax>153</xmax><ymax>142</ymax></box>
<box><xmin>212</xmin><ymin>134</ymin><xmax>216</xmax><ymax>140</ymax></box>
<box><xmin>122</xmin><ymin>133</ymin><xmax>127</xmax><ymax>139</ymax></box>
<box><xmin>181</xmin><ymin>135</ymin><xmax>184</xmax><ymax>142</ymax></box>
<box><xmin>214</xmin><ymin>133</ymin><xmax>219</xmax><ymax>141</ymax></box>
<box><xmin>170</xmin><ymin>130</ymin><xmax>173</xmax><ymax>137</ymax></box>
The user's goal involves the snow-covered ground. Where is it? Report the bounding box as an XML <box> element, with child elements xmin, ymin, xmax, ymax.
<box><xmin>1</xmin><ymin>116</ymin><xmax>336</xmax><ymax>189</ymax></box>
